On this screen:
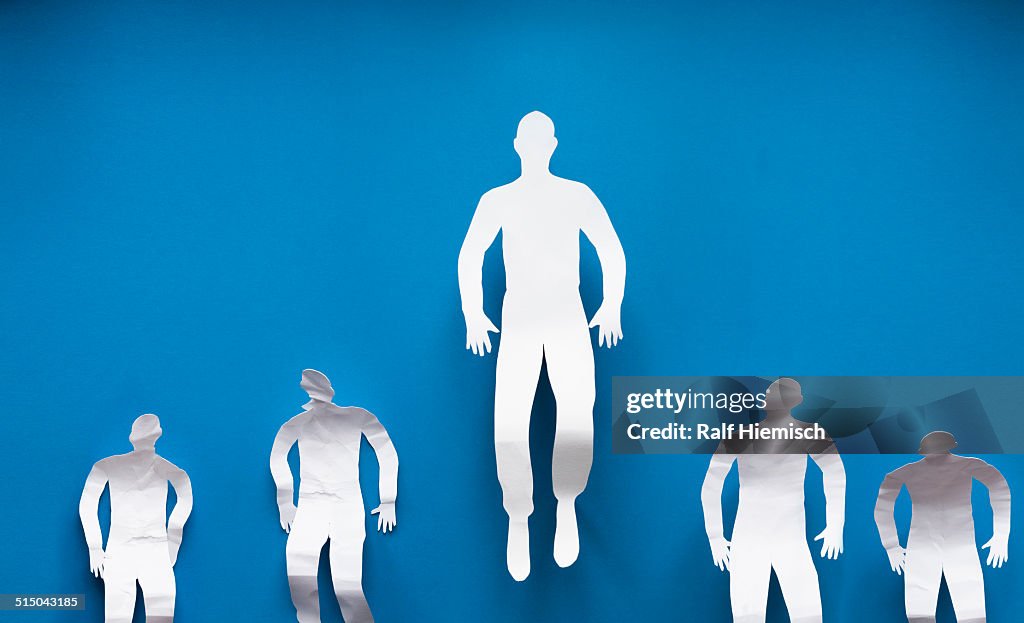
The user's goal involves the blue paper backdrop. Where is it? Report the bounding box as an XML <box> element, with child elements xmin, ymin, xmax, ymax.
<box><xmin>2</xmin><ymin>1</ymin><xmax>1023</xmax><ymax>621</ymax></box>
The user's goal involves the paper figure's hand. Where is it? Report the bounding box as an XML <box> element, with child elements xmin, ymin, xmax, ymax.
<box><xmin>371</xmin><ymin>502</ymin><xmax>397</xmax><ymax>533</ymax></box>
<box><xmin>168</xmin><ymin>540</ymin><xmax>180</xmax><ymax>567</ymax></box>
<box><xmin>814</xmin><ymin>525</ymin><xmax>844</xmax><ymax>560</ymax></box>
<box><xmin>885</xmin><ymin>546</ymin><xmax>906</xmax><ymax>575</ymax></box>
<box><xmin>465</xmin><ymin>311</ymin><xmax>499</xmax><ymax>356</ymax></box>
<box><xmin>278</xmin><ymin>501</ymin><xmax>297</xmax><ymax>533</ymax></box>
<box><xmin>983</xmin><ymin>535</ymin><xmax>1009</xmax><ymax>568</ymax></box>
<box><xmin>709</xmin><ymin>537</ymin><xmax>731</xmax><ymax>572</ymax></box>
<box><xmin>88</xmin><ymin>548</ymin><xmax>106</xmax><ymax>578</ymax></box>
<box><xmin>588</xmin><ymin>304</ymin><xmax>623</xmax><ymax>348</ymax></box>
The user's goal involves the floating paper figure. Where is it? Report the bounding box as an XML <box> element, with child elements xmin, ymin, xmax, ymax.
<box><xmin>701</xmin><ymin>378</ymin><xmax>846</xmax><ymax>623</ymax></box>
<box><xmin>874</xmin><ymin>431</ymin><xmax>1011</xmax><ymax>623</ymax></box>
<box><xmin>457</xmin><ymin>111</ymin><xmax>627</xmax><ymax>581</ymax></box>
<box><xmin>79</xmin><ymin>414</ymin><xmax>193</xmax><ymax>623</ymax></box>
<box><xmin>270</xmin><ymin>369</ymin><xmax>399</xmax><ymax>623</ymax></box>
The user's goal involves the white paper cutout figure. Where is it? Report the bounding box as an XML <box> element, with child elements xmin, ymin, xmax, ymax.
<box><xmin>79</xmin><ymin>414</ymin><xmax>193</xmax><ymax>623</ymax></box>
<box><xmin>457</xmin><ymin>111</ymin><xmax>627</xmax><ymax>581</ymax></box>
<box><xmin>270</xmin><ymin>369</ymin><xmax>398</xmax><ymax>623</ymax></box>
<box><xmin>701</xmin><ymin>378</ymin><xmax>846</xmax><ymax>623</ymax></box>
<box><xmin>874</xmin><ymin>431</ymin><xmax>1011</xmax><ymax>623</ymax></box>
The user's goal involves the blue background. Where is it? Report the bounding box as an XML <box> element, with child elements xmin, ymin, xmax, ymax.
<box><xmin>1</xmin><ymin>1</ymin><xmax>1023</xmax><ymax>621</ymax></box>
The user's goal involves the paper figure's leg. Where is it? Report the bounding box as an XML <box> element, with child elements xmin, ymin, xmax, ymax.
<box><xmin>904</xmin><ymin>545</ymin><xmax>943</xmax><ymax>623</ymax></box>
<box><xmin>544</xmin><ymin>319</ymin><xmax>595</xmax><ymax>567</ymax></box>
<box><xmin>286</xmin><ymin>503</ymin><xmax>330</xmax><ymax>623</ymax></box>
<box><xmin>774</xmin><ymin>542</ymin><xmax>822</xmax><ymax>623</ymax></box>
<box><xmin>729</xmin><ymin>541</ymin><xmax>771</xmax><ymax>623</ymax></box>
<box><xmin>101</xmin><ymin>555</ymin><xmax>137</xmax><ymax>623</ymax></box>
<box><xmin>137</xmin><ymin>545</ymin><xmax>176</xmax><ymax>623</ymax></box>
<box><xmin>944</xmin><ymin>543</ymin><xmax>986</xmax><ymax>623</ymax></box>
<box><xmin>494</xmin><ymin>332</ymin><xmax>544</xmax><ymax>520</ymax></box>
<box><xmin>494</xmin><ymin>330</ymin><xmax>543</xmax><ymax>580</ymax></box>
<box><xmin>329</xmin><ymin>508</ymin><xmax>372</xmax><ymax>623</ymax></box>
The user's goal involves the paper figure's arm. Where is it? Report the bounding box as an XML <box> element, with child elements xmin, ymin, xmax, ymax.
<box><xmin>79</xmin><ymin>463</ymin><xmax>109</xmax><ymax>553</ymax></box>
<box><xmin>165</xmin><ymin>461</ymin><xmax>192</xmax><ymax>565</ymax></box>
<box><xmin>580</xmin><ymin>186</ymin><xmax>626</xmax><ymax>346</ymax></box>
<box><xmin>457</xmin><ymin>192</ymin><xmax>502</xmax><ymax>355</ymax></box>
<box><xmin>458</xmin><ymin>192</ymin><xmax>501</xmax><ymax>313</ymax></box>
<box><xmin>701</xmin><ymin>452</ymin><xmax>735</xmax><ymax>540</ymax></box>
<box><xmin>811</xmin><ymin>445</ymin><xmax>846</xmax><ymax>530</ymax></box>
<box><xmin>972</xmin><ymin>459</ymin><xmax>1012</xmax><ymax>538</ymax></box>
<box><xmin>971</xmin><ymin>458</ymin><xmax>1011</xmax><ymax>566</ymax></box>
<box><xmin>363</xmin><ymin>410</ymin><xmax>399</xmax><ymax>532</ymax></box>
<box><xmin>579</xmin><ymin>186</ymin><xmax>626</xmax><ymax>308</ymax></box>
<box><xmin>270</xmin><ymin>416</ymin><xmax>302</xmax><ymax>531</ymax></box>
<box><xmin>362</xmin><ymin>411</ymin><xmax>398</xmax><ymax>504</ymax></box>
<box><xmin>701</xmin><ymin>451</ymin><xmax>736</xmax><ymax>570</ymax></box>
<box><xmin>874</xmin><ymin>472</ymin><xmax>904</xmax><ymax>550</ymax></box>
<box><xmin>874</xmin><ymin>470</ymin><xmax>908</xmax><ymax>573</ymax></box>
<box><xmin>811</xmin><ymin>444</ymin><xmax>846</xmax><ymax>558</ymax></box>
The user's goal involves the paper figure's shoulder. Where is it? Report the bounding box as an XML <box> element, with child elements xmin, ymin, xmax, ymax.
<box><xmin>282</xmin><ymin>411</ymin><xmax>311</xmax><ymax>428</ymax></box>
<box><xmin>548</xmin><ymin>176</ymin><xmax>595</xmax><ymax>198</ymax></box>
<box><xmin>561</xmin><ymin>177</ymin><xmax>593</xmax><ymax>192</ymax></box>
<box><xmin>957</xmin><ymin>455</ymin><xmax>992</xmax><ymax>472</ymax></box>
<box><xmin>154</xmin><ymin>455</ymin><xmax>186</xmax><ymax>475</ymax></box>
<box><xmin>483</xmin><ymin>179</ymin><xmax>519</xmax><ymax>196</ymax></box>
<box><xmin>886</xmin><ymin>460</ymin><xmax>921</xmax><ymax>480</ymax></box>
<box><xmin>94</xmin><ymin>453</ymin><xmax>129</xmax><ymax>470</ymax></box>
<box><xmin>90</xmin><ymin>453</ymin><xmax>131</xmax><ymax>479</ymax></box>
<box><xmin>479</xmin><ymin>182</ymin><xmax>519</xmax><ymax>206</ymax></box>
<box><xmin>335</xmin><ymin>405</ymin><xmax>375</xmax><ymax>422</ymax></box>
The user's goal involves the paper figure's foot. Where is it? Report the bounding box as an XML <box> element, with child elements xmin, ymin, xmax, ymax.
<box><xmin>554</xmin><ymin>498</ymin><xmax>579</xmax><ymax>568</ymax></box>
<box><xmin>507</xmin><ymin>518</ymin><xmax>530</xmax><ymax>581</ymax></box>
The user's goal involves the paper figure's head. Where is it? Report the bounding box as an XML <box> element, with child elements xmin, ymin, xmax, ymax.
<box><xmin>765</xmin><ymin>378</ymin><xmax>804</xmax><ymax>410</ymax></box>
<box><xmin>514</xmin><ymin>111</ymin><xmax>557</xmax><ymax>168</ymax></box>
<box><xmin>918</xmin><ymin>431</ymin><xmax>957</xmax><ymax>454</ymax></box>
<box><xmin>129</xmin><ymin>413</ymin><xmax>162</xmax><ymax>449</ymax></box>
<box><xmin>301</xmin><ymin>369</ymin><xmax>335</xmax><ymax>404</ymax></box>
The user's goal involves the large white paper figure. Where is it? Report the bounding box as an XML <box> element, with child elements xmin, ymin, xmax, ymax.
<box><xmin>701</xmin><ymin>378</ymin><xmax>846</xmax><ymax>623</ymax></box>
<box><xmin>874</xmin><ymin>431</ymin><xmax>1011</xmax><ymax>623</ymax></box>
<box><xmin>79</xmin><ymin>414</ymin><xmax>193</xmax><ymax>623</ymax></box>
<box><xmin>457</xmin><ymin>111</ymin><xmax>627</xmax><ymax>581</ymax></box>
<box><xmin>270</xmin><ymin>369</ymin><xmax>398</xmax><ymax>623</ymax></box>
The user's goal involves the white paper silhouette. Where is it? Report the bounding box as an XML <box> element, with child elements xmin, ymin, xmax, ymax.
<box><xmin>457</xmin><ymin>111</ymin><xmax>627</xmax><ymax>581</ymax></box>
<box><xmin>874</xmin><ymin>431</ymin><xmax>1011</xmax><ymax>623</ymax></box>
<box><xmin>270</xmin><ymin>369</ymin><xmax>398</xmax><ymax>623</ymax></box>
<box><xmin>701</xmin><ymin>379</ymin><xmax>846</xmax><ymax>623</ymax></box>
<box><xmin>79</xmin><ymin>414</ymin><xmax>193</xmax><ymax>623</ymax></box>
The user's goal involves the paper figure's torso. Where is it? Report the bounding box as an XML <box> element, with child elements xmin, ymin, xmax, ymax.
<box><xmin>734</xmin><ymin>453</ymin><xmax>810</xmax><ymax>538</ymax></box>
<box><xmin>896</xmin><ymin>455</ymin><xmax>981</xmax><ymax>542</ymax></box>
<box><xmin>294</xmin><ymin>405</ymin><xmax>369</xmax><ymax>501</ymax></box>
<box><xmin>98</xmin><ymin>453</ymin><xmax>173</xmax><ymax>547</ymax></box>
<box><xmin>491</xmin><ymin>177</ymin><xmax>591</xmax><ymax>309</ymax></box>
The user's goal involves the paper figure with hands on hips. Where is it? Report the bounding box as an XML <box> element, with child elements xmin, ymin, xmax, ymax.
<box><xmin>874</xmin><ymin>431</ymin><xmax>1011</xmax><ymax>623</ymax></box>
<box><xmin>701</xmin><ymin>378</ymin><xmax>846</xmax><ymax>623</ymax></box>
<box><xmin>270</xmin><ymin>369</ymin><xmax>399</xmax><ymax>623</ymax></box>
<box><xmin>457</xmin><ymin>111</ymin><xmax>626</xmax><ymax>581</ymax></box>
<box><xmin>79</xmin><ymin>414</ymin><xmax>193</xmax><ymax>623</ymax></box>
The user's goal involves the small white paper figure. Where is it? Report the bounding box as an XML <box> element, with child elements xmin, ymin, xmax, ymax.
<box><xmin>874</xmin><ymin>431</ymin><xmax>1011</xmax><ymax>623</ymax></box>
<box><xmin>270</xmin><ymin>369</ymin><xmax>399</xmax><ymax>623</ymax></box>
<box><xmin>701</xmin><ymin>378</ymin><xmax>846</xmax><ymax>623</ymax></box>
<box><xmin>457</xmin><ymin>111</ymin><xmax>627</xmax><ymax>581</ymax></box>
<box><xmin>79</xmin><ymin>414</ymin><xmax>193</xmax><ymax>623</ymax></box>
